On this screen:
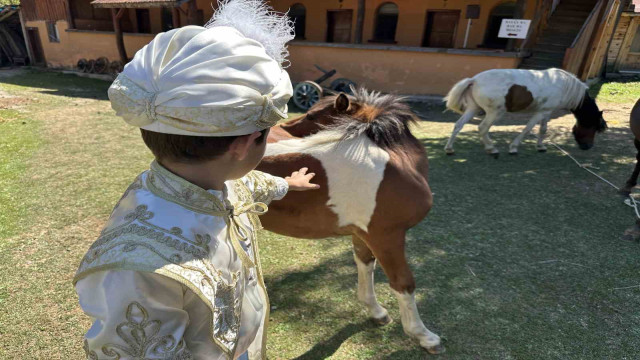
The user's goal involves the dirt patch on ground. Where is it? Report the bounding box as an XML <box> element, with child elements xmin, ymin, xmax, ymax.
<box><xmin>0</xmin><ymin>90</ymin><xmax>29</xmax><ymax>109</ymax></box>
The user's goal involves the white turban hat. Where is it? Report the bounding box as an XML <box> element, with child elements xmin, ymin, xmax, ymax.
<box><xmin>107</xmin><ymin>0</ymin><xmax>294</xmax><ymax>137</ymax></box>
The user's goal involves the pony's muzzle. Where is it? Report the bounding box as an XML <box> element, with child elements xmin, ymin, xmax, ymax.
<box><xmin>579</xmin><ymin>143</ymin><xmax>593</xmax><ymax>150</ymax></box>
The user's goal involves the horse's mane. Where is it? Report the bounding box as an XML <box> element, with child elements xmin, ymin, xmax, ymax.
<box><xmin>321</xmin><ymin>87</ymin><xmax>421</xmax><ymax>150</ymax></box>
<box><xmin>550</xmin><ymin>68</ymin><xmax>588</xmax><ymax>110</ymax></box>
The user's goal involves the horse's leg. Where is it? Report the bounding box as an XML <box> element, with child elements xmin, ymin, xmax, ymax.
<box><xmin>368</xmin><ymin>230</ymin><xmax>444</xmax><ymax>354</ymax></box>
<box><xmin>536</xmin><ymin>117</ymin><xmax>549</xmax><ymax>152</ymax></box>
<box><xmin>620</xmin><ymin>138</ymin><xmax>640</xmax><ymax>196</ymax></box>
<box><xmin>509</xmin><ymin>112</ymin><xmax>550</xmax><ymax>154</ymax></box>
<box><xmin>444</xmin><ymin>106</ymin><xmax>478</xmax><ymax>155</ymax></box>
<box><xmin>478</xmin><ymin>110</ymin><xmax>502</xmax><ymax>158</ymax></box>
<box><xmin>352</xmin><ymin>235</ymin><xmax>391</xmax><ymax>325</ymax></box>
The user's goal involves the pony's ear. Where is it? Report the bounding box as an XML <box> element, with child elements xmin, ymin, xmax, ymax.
<box><xmin>334</xmin><ymin>93</ymin><xmax>351</xmax><ymax>112</ymax></box>
<box><xmin>600</xmin><ymin>110</ymin><xmax>604</xmax><ymax>116</ymax></box>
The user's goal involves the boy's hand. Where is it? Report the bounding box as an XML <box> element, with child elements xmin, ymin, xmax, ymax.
<box><xmin>285</xmin><ymin>168</ymin><xmax>320</xmax><ymax>191</ymax></box>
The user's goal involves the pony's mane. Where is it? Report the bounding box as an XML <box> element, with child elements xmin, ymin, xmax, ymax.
<box><xmin>318</xmin><ymin>88</ymin><xmax>421</xmax><ymax>149</ymax></box>
<box><xmin>549</xmin><ymin>68</ymin><xmax>588</xmax><ymax>110</ymax></box>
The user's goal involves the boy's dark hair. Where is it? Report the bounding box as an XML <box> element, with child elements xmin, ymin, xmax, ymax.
<box><xmin>141</xmin><ymin>128</ymin><xmax>268</xmax><ymax>163</ymax></box>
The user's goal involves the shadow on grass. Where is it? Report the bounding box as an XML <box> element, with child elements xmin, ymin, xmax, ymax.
<box><xmin>292</xmin><ymin>321</ymin><xmax>370</xmax><ymax>360</ymax></box>
<box><xmin>0</xmin><ymin>69</ymin><xmax>110</xmax><ymax>100</ymax></box>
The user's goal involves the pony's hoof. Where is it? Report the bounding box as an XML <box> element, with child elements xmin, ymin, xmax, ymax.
<box><xmin>425</xmin><ymin>344</ymin><xmax>445</xmax><ymax>355</ymax></box>
<box><xmin>618</xmin><ymin>188</ymin><xmax>632</xmax><ymax>197</ymax></box>
<box><xmin>537</xmin><ymin>148</ymin><xmax>547</xmax><ymax>153</ymax></box>
<box><xmin>445</xmin><ymin>148</ymin><xmax>455</xmax><ymax>155</ymax></box>
<box><xmin>491</xmin><ymin>153</ymin><xmax>499</xmax><ymax>159</ymax></box>
<box><xmin>371</xmin><ymin>314</ymin><xmax>393</xmax><ymax>326</ymax></box>
<box><xmin>509</xmin><ymin>151</ymin><xmax>518</xmax><ymax>156</ymax></box>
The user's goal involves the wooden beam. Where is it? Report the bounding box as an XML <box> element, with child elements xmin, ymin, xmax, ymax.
<box><xmin>172</xmin><ymin>7</ymin><xmax>180</xmax><ymax>29</ymax></box>
<box><xmin>355</xmin><ymin>0</ymin><xmax>365</xmax><ymax>44</ymax></box>
<box><xmin>187</xmin><ymin>0</ymin><xmax>198</xmax><ymax>25</ymax></box>
<box><xmin>111</xmin><ymin>8</ymin><xmax>128</xmax><ymax>64</ymax></box>
<box><xmin>64</xmin><ymin>0</ymin><xmax>75</xmax><ymax>29</ymax></box>
<box><xmin>18</xmin><ymin>10</ymin><xmax>34</xmax><ymax>66</ymax></box>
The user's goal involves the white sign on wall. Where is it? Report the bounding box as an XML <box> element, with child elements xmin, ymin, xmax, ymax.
<box><xmin>498</xmin><ymin>19</ymin><xmax>531</xmax><ymax>39</ymax></box>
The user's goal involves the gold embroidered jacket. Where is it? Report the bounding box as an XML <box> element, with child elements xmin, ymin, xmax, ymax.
<box><xmin>74</xmin><ymin>161</ymin><xmax>288</xmax><ymax>360</ymax></box>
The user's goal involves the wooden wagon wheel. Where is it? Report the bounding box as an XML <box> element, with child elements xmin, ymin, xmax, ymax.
<box><xmin>293</xmin><ymin>81</ymin><xmax>323</xmax><ymax>111</ymax></box>
<box><xmin>109</xmin><ymin>60</ymin><xmax>124</xmax><ymax>74</ymax></box>
<box><xmin>330</xmin><ymin>78</ymin><xmax>357</xmax><ymax>94</ymax></box>
<box><xmin>94</xmin><ymin>57</ymin><xmax>109</xmax><ymax>74</ymax></box>
<box><xmin>86</xmin><ymin>59</ymin><xmax>96</xmax><ymax>73</ymax></box>
<box><xmin>77</xmin><ymin>58</ymin><xmax>88</xmax><ymax>72</ymax></box>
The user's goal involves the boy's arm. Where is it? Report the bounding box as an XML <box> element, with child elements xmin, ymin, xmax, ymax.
<box><xmin>77</xmin><ymin>271</ymin><xmax>206</xmax><ymax>359</ymax></box>
<box><xmin>243</xmin><ymin>168</ymin><xmax>320</xmax><ymax>204</ymax></box>
<box><xmin>242</xmin><ymin>170</ymin><xmax>289</xmax><ymax>204</ymax></box>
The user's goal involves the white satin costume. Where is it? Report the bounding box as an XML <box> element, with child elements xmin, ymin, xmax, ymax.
<box><xmin>74</xmin><ymin>161</ymin><xmax>288</xmax><ymax>359</ymax></box>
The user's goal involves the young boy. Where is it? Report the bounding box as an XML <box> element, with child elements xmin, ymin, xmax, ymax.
<box><xmin>73</xmin><ymin>1</ymin><xmax>318</xmax><ymax>359</ymax></box>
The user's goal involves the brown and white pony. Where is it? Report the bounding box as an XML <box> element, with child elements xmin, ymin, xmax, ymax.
<box><xmin>256</xmin><ymin>89</ymin><xmax>444</xmax><ymax>354</ymax></box>
<box><xmin>444</xmin><ymin>68</ymin><xmax>607</xmax><ymax>157</ymax></box>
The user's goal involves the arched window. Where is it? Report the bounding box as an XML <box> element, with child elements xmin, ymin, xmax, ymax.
<box><xmin>289</xmin><ymin>4</ymin><xmax>306</xmax><ymax>39</ymax></box>
<box><xmin>373</xmin><ymin>2</ymin><xmax>398</xmax><ymax>43</ymax></box>
<box><xmin>483</xmin><ymin>2</ymin><xmax>516</xmax><ymax>49</ymax></box>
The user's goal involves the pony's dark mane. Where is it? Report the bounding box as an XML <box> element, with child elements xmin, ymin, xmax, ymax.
<box><xmin>320</xmin><ymin>88</ymin><xmax>422</xmax><ymax>149</ymax></box>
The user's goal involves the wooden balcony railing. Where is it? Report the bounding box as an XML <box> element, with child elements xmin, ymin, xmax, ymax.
<box><xmin>563</xmin><ymin>0</ymin><xmax>621</xmax><ymax>80</ymax></box>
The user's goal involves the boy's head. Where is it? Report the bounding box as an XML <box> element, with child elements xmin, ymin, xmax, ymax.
<box><xmin>141</xmin><ymin>128</ymin><xmax>269</xmax><ymax>178</ymax></box>
<box><xmin>107</xmin><ymin>0</ymin><xmax>293</xmax><ymax>177</ymax></box>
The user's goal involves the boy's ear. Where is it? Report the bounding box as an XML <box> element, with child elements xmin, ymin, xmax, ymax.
<box><xmin>229</xmin><ymin>131</ymin><xmax>262</xmax><ymax>160</ymax></box>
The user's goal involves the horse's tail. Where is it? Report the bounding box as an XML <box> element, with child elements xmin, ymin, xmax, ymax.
<box><xmin>444</xmin><ymin>77</ymin><xmax>476</xmax><ymax>114</ymax></box>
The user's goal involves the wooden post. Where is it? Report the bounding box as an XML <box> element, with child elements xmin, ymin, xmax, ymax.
<box><xmin>111</xmin><ymin>8</ymin><xmax>127</xmax><ymax>64</ymax></box>
<box><xmin>172</xmin><ymin>7</ymin><xmax>181</xmax><ymax>29</ymax></box>
<box><xmin>64</xmin><ymin>0</ymin><xmax>75</xmax><ymax>29</ymax></box>
<box><xmin>507</xmin><ymin>0</ymin><xmax>527</xmax><ymax>51</ymax></box>
<box><xmin>355</xmin><ymin>0</ymin><xmax>365</xmax><ymax>44</ymax></box>
<box><xmin>18</xmin><ymin>10</ymin><xmax>34</xmax><ymax>65</ymax></box>
<box><xmin>187</xmin><ymin>0</ymin><xmax>199</xmax><ymax>25</ymax></box>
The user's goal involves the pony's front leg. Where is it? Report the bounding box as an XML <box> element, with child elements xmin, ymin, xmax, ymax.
<box><xmin>352</xmin><ymin>235</ymin><xmax>391</xmax><ymax>325</ymax></box>
<box><xmin>536</xmin><ymin>118</ymin><xmax>549</xmax><ymax>152</ymax></box>
<box><xmin>509</xmin><ymin>112</ymin><xmax>550</xmax><ymax>154</ymax></box>
<box><xmin>369</xmin><ymin>231</ymin><xmax>444</xmax><ymax>354</ymax></box>
<box><xmin>478</xmin><ymin>111</ymin><xmax>502</xmax><ymax>158</ymax></box>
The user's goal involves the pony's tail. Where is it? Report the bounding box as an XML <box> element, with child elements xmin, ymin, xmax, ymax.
<box><xmin>444</xmin><ymin>78</ymin><xmax>475</xmax><ymax>114</ymax></box>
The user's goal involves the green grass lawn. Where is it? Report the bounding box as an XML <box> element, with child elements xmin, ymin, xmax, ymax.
<box><xmin>1</xmin><ymin>69</ymin><xmax>640</xmax><ymax>359</ymax></box>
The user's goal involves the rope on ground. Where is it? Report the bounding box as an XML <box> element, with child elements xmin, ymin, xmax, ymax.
<box><xmin>548</xmin><ymin>141</ymin><xmax>640</xmax><ymax>220</ymax></box>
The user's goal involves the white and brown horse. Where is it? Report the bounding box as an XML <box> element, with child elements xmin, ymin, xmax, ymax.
<box><xmin>444</xmin><ymin>68</ymin><xmax>607</xmax><ymax>157</ymax></box>
<box><xmin>257</xmin><ymin>89</ymin><xmax>444</xmax><ymax>354</ymax></box>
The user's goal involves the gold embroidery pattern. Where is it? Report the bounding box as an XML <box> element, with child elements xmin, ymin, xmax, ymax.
<box><xmin>100</xmin><ymin>302</ymin><xmax>188</xmax><ymax>359</ymax></box>
<box><xmin>243</xmin><ymin>171</ymin><xmax>287</xmax><ymax>205</ymax></box>
<box><xmin>85</xmin><ymin>205</ymin><xmax>210</xmax><ymax>263</ymax></box>
<box><xmin>84</xmin><ymin>339</ymin><xmax>98</xmax><ymax>360</ymax></box>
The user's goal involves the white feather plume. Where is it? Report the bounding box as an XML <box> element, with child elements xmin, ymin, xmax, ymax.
<box><xmin>205</xmin><ymin>0</ymin><xmax>294</xmax><ymax>67</ymax></box>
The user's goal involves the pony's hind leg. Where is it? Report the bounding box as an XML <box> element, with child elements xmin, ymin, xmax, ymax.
<box><xmin>620</xmin><ymin>138</ymin><xmax>640</xmax><ymax>196</ymax></box>
<box><xmin>478</xmin><ymin>110</ymin><xmax>503</xmax><ymax>158</ymax></box>
<box><xmin>368</xmin><ymin>230</ymin><xmax>444</xmax><ymax>354</ymax></box>
<box><xmin>352</xmin><ymin>235</ymin><xmax>391</xmax><ymax>325</ymax></box>
<box><xmin>445</xmin><ymin>106</ymin><xmax>478</xmax><ymax>155</ymax></box>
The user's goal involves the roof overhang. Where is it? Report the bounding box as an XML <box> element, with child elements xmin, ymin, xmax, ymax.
<box><xmin>91</xmin><ymin>0</ymin><xmax>189</xmax><ymax>8</ymax></box>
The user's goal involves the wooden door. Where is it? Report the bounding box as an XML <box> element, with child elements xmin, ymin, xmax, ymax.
<box><xmin>423</xmin><ymin>10</ymin><xmax>460</xmax><ymax>48</ymax></box>
<box><xmin>327</xmin><ymin>10</ymin><xmax>353</xmax><ymax>43</ymax></box>
<box><xmin>26</xmin><ymin>28</ymin><xmax>45</xmax><ymax>66</ymax></box>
